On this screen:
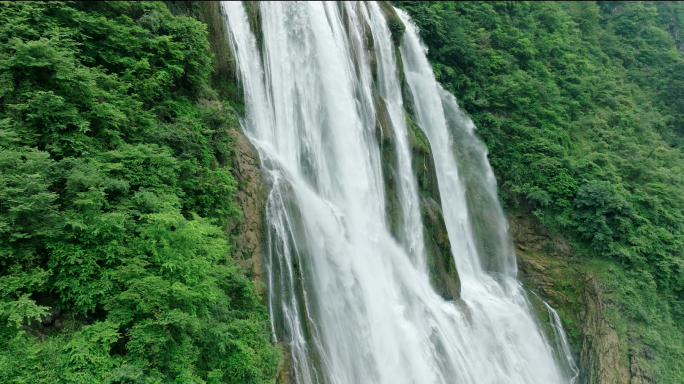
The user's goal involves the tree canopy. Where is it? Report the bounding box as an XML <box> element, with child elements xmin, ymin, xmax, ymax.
<box><xmin>0</xmin><ymin>2</ymin><xmax>278</xmax><ymax>383</ymax></box>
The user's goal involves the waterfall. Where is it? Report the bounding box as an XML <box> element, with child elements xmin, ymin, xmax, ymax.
<box><xmin>222</xmin><ymin>2</ymin><xmax>577</xmax><ymax>383</ymax></box>
<box><xmin>544</xmin><ymin>301</ymin><xmax>581</xmax><ymax>384</ymax></box>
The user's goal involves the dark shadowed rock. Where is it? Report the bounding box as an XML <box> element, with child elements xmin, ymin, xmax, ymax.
<box><xmin>41</xmin><ymin>307</ymin><xmax>61</xmax><ymax>325</ymax></box>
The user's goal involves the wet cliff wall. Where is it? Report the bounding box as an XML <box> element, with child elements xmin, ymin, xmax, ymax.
<box><xmin>510</xmin><ymin>205</ymin><xmax>657</xmax><ymax>384</ymax></box>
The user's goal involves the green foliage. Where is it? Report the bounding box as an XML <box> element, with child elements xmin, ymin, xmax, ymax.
<box><xmin>0</xmin><ymin>2</ymin><xmax>277</xmax><ymax>383</ymax></box>
<box><xmin>573</xmin><ymin>180</ymin><xmax>633</xmax><ymax>254</ymax></box>
<box><xmin>395</xmin><ymin>0</ymin><xmax>684</xmax><ymax>380</ymax></box>
<box><xmin>598</xmin><ymin>260</ymin><xmax>684</xmax><ymax>381</ymax></box>
<box><xmin>0</xmin><ymin>295</ymin><xmax>49</xmax><ymax>328</ymax></box>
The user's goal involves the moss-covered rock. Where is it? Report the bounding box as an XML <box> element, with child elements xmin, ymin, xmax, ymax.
<box><xmin>375</xmin><ymin>74</ymin><xmax>460</xmax><ymax>299</ymax></box>
<box><xmin>509</xmin><ymin>208</ymin><xmax>646</xmax><ymax>384</ymax></box>
<box><xmin>422</xmin><ymin>195</ymin><xmax>461</xmax><ymax>300</ymax></box>
<box><xmin>374</xmin><ymin>88</ymin><xmax>403</xmax><ymax>241</ymax></box>
<box><xmin>580</xmin><ymin>274</ymin><xmax>630</xmax><ymax>384</ymax></box>
<box><xmin>405</xmin><ymin>112</ymin><xmax>461</xmax><ymax>300</ymax></box>
<box><xmin>227</xmin><ymin>126</ymin><xmax>269</xmax><ymax>293</ymax></box>
<box><xmin>243</xmin><ymin>1</ymin><xmax>263</xmax><ymax>53</ymax></box>
<box><xmin>378</xmin><ymin>1</ymin><xmax>405</xmax><ymax>45</ymax></box>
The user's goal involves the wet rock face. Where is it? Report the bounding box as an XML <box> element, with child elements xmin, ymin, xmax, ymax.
<box><xmin>275</xmin><ymin>343</ymin><xmax>293</xmax><ymax>384</ymax></box>
<box><xmin>509</xmin><ymin>209</ymin><xmax>656</xmax><ymax>384</ymax></box>
<box><xmin>421</xmin><ymin>195</ymin><xmax>460</xmax><ymax>300</ymax></box>
<box><xmin>517</xmin><ymin>245</ymin><xmax>630</xmax><ymax>384</ymax></box>
<box><xmin>507</xmin><ymin>209</ymin><xmax>572</xmax><ymax>258</ymax></box>
<box><xmin>375</xmin><ymin>88</ymin><xmax>403</xmax><ymax>240</ymax></box>
<box><xmin>629</xmin><ymin>347</ymin><xmax>656</xmax><ymax>384</ymax></box>
<box><xmin>377</xmin><ymin>1</ymin><xmax>405</xmax><ymax>45</ymax></box>
<box><xmin>376</xmin><ymin>84</ymin><xmax>461</xmax><ymax>300</ymax></box>
<box><xmin>406</xmin><ymin>114</ymin><xmax>461</xmax><ymax>300</ymax></box>
<box><xmin>580</xmin><ymin>275</ymin><xmax>630</xmax><ymax>384</ymax></box>
<box><xmin>228</xmin><ymin>127</ymin><xmax>268</xmax><ymax>291</ymax></box>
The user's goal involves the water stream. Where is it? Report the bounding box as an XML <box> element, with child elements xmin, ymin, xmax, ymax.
<box><xmin>222</xmin><ymin>2</ymin><xmax>577</xmax><ymax>383</ymax></box>
<box><xmin>544</xmin><ymin>301</ymin><xmax>581</xmax><ymax>384</ymax></box>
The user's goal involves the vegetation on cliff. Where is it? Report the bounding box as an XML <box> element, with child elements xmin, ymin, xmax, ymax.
<box><xmin>395</xmin><ymin>0</ymin><xmax>684</xmax><ymax>381</ymax></box>
<box><xmin>6</xmin><ymin>0</ymin><xmax>684</xmax><ymax>382</ymax></box>
<box><xmin>0</xmin><ymin>2</ymin><xmax>278</xmax><ymax>382</ymax></box>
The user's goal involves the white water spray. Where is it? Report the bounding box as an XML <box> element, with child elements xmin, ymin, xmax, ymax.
<box><xmin>222</xmin><ymin>2</ymin><xmax>577</xmax><ymax>383</ymax></box>
<box><xmin>544</xmin><ymin>301</ymin><xmax>581</xmax><ymax>384</ymax></box>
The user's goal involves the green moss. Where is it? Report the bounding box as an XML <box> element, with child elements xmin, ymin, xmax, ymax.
<box><xmin>422</xmin><ymin>196</ymin><xmax>460</xmax><ymax>300</ymax></box>
<box><xmin>406</xmin><ymin>113</ymin><xmax>440</xmax><ymax>203</ymax></box>
<box><xmin>403</xmin><ymin>111</ymin><xmax>460</xmax><ymax>299</ymax></box>
<box><xmin>406</xmin><ymin>112</ymin><xmax>431</xmax><ymax>154</ymax></box>
<box><xmin>517</xmin><ymin>249</ymin><xmax>585</xmax><ymax>352</ymax></box>
<box><xmin>378</xmin><ymin>1</ymin><xmax>405</xmax><ymax>45</ymax></box>
<box><xmin>243</xmin><ymin>1</ymin><xmax>263</xmax><ymax>54</ymax></box>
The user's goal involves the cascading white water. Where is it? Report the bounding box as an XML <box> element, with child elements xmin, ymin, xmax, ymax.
<box><xmin>544</xmin><ymin>301</ymin><xmax>581</xmax><ymax>384</ymax></box>
<box><xmin>365</xmin><ymin>3</ymin><xmax>425</xmax><ymax>265</ymax></box>
<box><xmin>222</xmin><ymin>2</ymin><xmax>577</xmax><ymax>383</ymax></box>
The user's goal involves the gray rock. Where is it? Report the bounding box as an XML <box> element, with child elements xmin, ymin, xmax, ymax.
<box><xmin>41</xmin><ymin>307</ymin><xmax>61</xmax><ymax>325</ymax></box>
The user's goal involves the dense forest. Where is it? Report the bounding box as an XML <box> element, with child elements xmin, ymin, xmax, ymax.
<box><xmin>4</xmin><ymin>0</ymin><xmax>684</xmax><ymax>383</ymax></box>
<box><xmin>396</xmin><ymin>1</ymin><xmax>684</xmax><ymax>381</ymax></box>
<box><xmin>0</xmin><ymin>2</ymin><xmax>278</xmax><ymax>383</ymax></box>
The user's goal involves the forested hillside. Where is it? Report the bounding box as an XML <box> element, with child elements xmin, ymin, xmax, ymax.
<box><xmin>5</xmin><ymin>0</ymin><xmax>684</xmax><ymax>383</ymax></box>
<box><xmin>396</xmin><ymin>1</ymin><xmax>684</xmax><ymax>381</ymax></box>
<box><xmin>0</xmin><ymin>2</ymin><xmax>278</xmax><ymax>382</ymax></box>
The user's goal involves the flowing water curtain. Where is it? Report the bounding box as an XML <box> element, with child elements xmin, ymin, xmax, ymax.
<box><xmin>439</xmin><ymin>88</ymin><xmax>517</xmax><ymax>279</ymax></box>
<box><xmin>397</xmin><ymin>9</ymin><xmax>570</xmax><ymax>383</ymax></box>
<box><xmin>224</xmin><ymin>2</ymin><xmax>576</xmax><ymax>383</ymax></box>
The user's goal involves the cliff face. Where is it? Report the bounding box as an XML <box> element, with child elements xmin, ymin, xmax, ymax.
<box><xmin>228</xmin><ymin>128</ymin><xmax>268</xmax><ymax>291</ymax></box>
<box><xmin>580</xmin><ymin>275</ymin><xmax>630</xmax><ymax>384</ymax></box>
<box><xmin>509</xmin><ymin>209</ymin><xmax>654</xmax><ymax>384</ymax></box>
<box><xmin>192</xmin><ymin>3</ymin><xmax>284</xmax><ymax>382</ymax></box>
